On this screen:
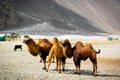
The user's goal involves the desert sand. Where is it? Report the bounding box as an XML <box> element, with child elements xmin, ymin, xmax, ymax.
<box><xmin>0</xmin><ymin>39</ymin><xmax>120</xmax><ymax>80</ymax></box>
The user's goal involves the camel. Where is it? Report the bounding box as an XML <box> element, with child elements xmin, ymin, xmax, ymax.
<box><xmin>62</xmin><ymin>39</ymin><xmax>73</xmax><ymax>58</ymax></box>
<box><xmin>46</xmin><ymin>37</ymin><xmax>66</xmax><ymax>73</ymax></box>
<box><xmin>23</xmin><ymin>37</ymin><xmax>47</xmax><ymax>70</ymax></box>
<box><xmin>72</xmin><ymin>41</ymin><xmax>100</xmax><ymax>76</ymax></box>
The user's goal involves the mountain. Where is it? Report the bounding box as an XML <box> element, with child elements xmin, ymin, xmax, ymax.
<box><xmin>0</xmin><ymin>0</ymin><xmax>120</xmax><ymax>35</ymax></box>
<box><xmin>0</xmin><ymin>0</ymin><xmax>20</xmax><ymax>30</ymax></box>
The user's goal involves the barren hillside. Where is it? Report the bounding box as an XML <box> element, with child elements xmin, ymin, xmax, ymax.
<box><xmin>0</xmin><ymin>0</ymin><xmax>120</xmax><ymax>35</ymax></box>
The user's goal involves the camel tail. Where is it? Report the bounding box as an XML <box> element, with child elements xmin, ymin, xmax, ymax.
<box><xmin>96</xmin><ymin>49</ymin><xmax>100</xmax><ymax>54</ymax></box>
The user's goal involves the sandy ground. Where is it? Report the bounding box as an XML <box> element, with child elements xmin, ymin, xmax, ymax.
<box><xmin>0</xmin><ymin>41</ymin><xmax>120</xmax><ymax>80</ymax></box>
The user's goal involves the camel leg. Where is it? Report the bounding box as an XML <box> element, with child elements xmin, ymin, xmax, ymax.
<box><xmin>92</xmin><ymin>62</ymin><xmax>97</xmax><ymax>76</ymax></box>
<box><xmin>73</xmin><ymin>57</ymin><xmax>77</xmax><ymax>73</ymax></box>
<box><xmin>90</xmin><ymin>59</ymin><xmax>97</xmax><ymax>76</ymax></box>
<box><xmin>77</xmin><ymin>58</ymin><xmax>81</xmax><ymax>75</ymax></box>
<box><xmin>77</xmin><ymin>62</ymin><xmax>81</xmax><ymax>75</ymax></box>
<box><xmin>46</xmin><ymin>60</ymin><xmax>51</xmax><ymax>72</ymax></box>
<box><xmin>38</xmin><ymin>53</ymin><xmax>42</xmax><ymax>62</ymax></box>
<box><xmin>94</xmin><ymin>61</ymin><xmax>97</xmax><ymax>76</ymax></box>
<box><xmin>42</xmin><ymin>59</ymin><xmax>46</xmax><ymax>70</ymax></box>
<box><xmin>61</xmin><ymin>57</ymin><xmax>66</xmax><ymax>71</ymax></box>
<box><xmin>52</xmin><ymin>55</ymin><xmax>55</xmax><ymax>63</ymax></box>
<box><xmin>58</xmin><ymin>59</ymin><xmax>61</xmax><ymax>73</ymax></box>
<box><xmin>73</xmin><ymin>57</ymin><xmax>81</xmax><ymax>74</ymax></box>
<box><xmin>90</xmin><ymin>59</ymin><xmax>95</xmax><ymax>75</ymax></box>
<box><xmin>46</xmin><ymin>54</ymin><xmax>53</xmax><ymax>72</ymax></box>
<box><xmin>55</xmin><ymin>58</ymin><xmax>58</xmax><ymax>70</ymax></box>
<box><xmin>42</xmin><ymin>55</ymin><xmax>47</xmax><ymax>70</ymax></box>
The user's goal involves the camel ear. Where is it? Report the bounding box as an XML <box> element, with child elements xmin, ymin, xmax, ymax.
<box><xmin>72</xmin><ymin>46</ymin><xmax>76</xmax><ymax>51</ymax></box>
<box><xmin>23</xmin><ymin>38</ymin><xmax>30</xmax><ymax>44</ymax></box>
<box><xmin>23</xmin><ymin>39</ymin><xmax>28</xmax><ymax>44</ymax></box>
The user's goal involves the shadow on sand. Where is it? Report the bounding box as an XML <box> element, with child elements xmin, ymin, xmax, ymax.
<box><xmin>51</xmin><ymin>69</ymin><xmax>120</xmax><ymax>78</ymax></box>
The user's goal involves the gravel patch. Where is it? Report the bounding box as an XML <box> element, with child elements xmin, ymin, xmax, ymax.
<box><xmin>0</xmin><ymin>42</ymin><xmax>120</xmax><ymax>80</ymax></box>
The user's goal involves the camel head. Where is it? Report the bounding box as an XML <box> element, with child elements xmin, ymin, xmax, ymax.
<box><xmin>62</xmin><ymin>39</ymin><xmax>70</xmax><ymax>47</ymax></box>
<box><xmin>23</xmin><ymin>38</ymin><xmax>36</xmax><ymax>45</ymax></box>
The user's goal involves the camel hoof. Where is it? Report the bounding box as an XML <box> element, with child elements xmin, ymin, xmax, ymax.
<box><xmin>42</xmin><ymin>67</ymin><xmax>46</xmax><ymax>70</ymax></box>
<box><xmin>46</xmin><ymin>69</ymin><xmax>48</xmax><ymax>72</ymax></box>
<box><xmin>92</xmin><ymin>73</ymin><xmax>96</xmax><ymax>76</ymax></box>
<box><xmin>58</xmin><ymin>69</ymin><xmax>61</xmax><ymax>73</ymax></box>
<box><xmin>62</xmin><ymin>68</ymin><xmax>65</xmax><ymax>71</ymax></box>
<box><xmin>59</xmin><ymin>71</ymin><xmax>61</xmax><ymax>73</ymax></box>
<box><xmin>40</xmin><ymin>60</ymin><xmax>42</xmax><ymax>63</ymax></box>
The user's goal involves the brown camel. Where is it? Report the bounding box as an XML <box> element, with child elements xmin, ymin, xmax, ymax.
<box><xmin>72</xmin><ymin>41</ymin><xmax>100</xmax><ymax>76</ymax></box>
<box><xmin>23</xmin><ymin>37</ymin><xmax>47</xmax><ymax>70</ymax></box>
<box><xmin>46</xmin><ymin>37</ymin><xmax>66</xmax><ymax>73</ymax></box>
<box><xmin>62</xmin><ymin>39</ymin><xmax>73</xmax><ymax>58</ymax></box>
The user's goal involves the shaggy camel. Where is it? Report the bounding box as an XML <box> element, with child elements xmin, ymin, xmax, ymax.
<box><xmin>23</xmin><ymin>37</ymin><xmax>47</xmax><ymax>70</ymax></box>
<box><xmin>62</xmin><ymin>39</ymin><xmax>73</xmax><ymax>58</ymax></box>
<box><xmin>46</xmin><ymin>37</ymin><xmax>66</xmax><ymax>73</ymax></box>
<box><xmin>37</xmin><ymin>38</ymin><xmax>55</xmax><ymax>63</ymax></box>
<box><xmin>72</xmin><ymin>41</ymin><xmax>100</xmax><ymax>76</ymax></box>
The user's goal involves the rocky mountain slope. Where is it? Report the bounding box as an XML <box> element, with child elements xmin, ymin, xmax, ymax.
<box><xmin>0</xmin><ymin>0</ymin><xmax>120</xmax><ymax>35</ymax></box>
<box><xmin>0</xmin><ymin>0</ymin><xmax>20</xmax><ymax>30</ymax></box>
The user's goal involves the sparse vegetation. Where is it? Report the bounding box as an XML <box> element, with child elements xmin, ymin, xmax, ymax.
<box><xmin>6</xmin><ymin>33</ymin><xmax>21</xmax><ymax>41</ymax></box>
